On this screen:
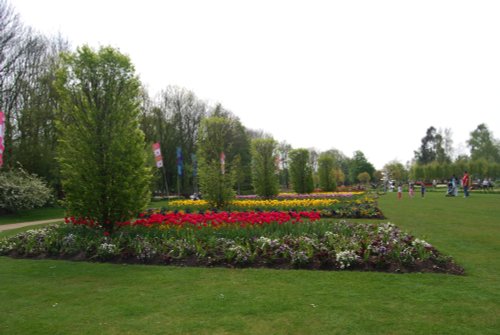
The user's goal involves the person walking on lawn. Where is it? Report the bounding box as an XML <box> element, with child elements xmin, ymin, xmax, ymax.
<box><xmin>462</xmin><ymin>170</ymin><xmax>470</xmax><ymax>198</ymax></box>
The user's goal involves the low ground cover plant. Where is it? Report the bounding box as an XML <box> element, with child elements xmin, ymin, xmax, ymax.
<box><xmin>0</xmin><ymin>211</ymin><xmax>462</xmax><ymax>274</ymax></box>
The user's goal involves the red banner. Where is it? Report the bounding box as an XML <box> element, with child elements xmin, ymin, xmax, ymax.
<box><xmin>220</xmin><ymin>152</ymin><xmax>225</xmax><ymax>175</ymax></box>
<box><xmin>152</xmin><ymin>142</ymin><xmax>163</xmax><ymax>168</ymax></box>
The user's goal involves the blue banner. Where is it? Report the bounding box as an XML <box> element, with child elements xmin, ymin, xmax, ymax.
<box><xmin>176</xmin><ymin>147</ymin><xmax>183</xmax><ymax>176</ymax></box>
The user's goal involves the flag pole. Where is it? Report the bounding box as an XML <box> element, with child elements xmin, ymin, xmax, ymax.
<box><xmin>162</xmin><ymin>165</ymin><xmax>169</xmax><ymax>197</ymax></box>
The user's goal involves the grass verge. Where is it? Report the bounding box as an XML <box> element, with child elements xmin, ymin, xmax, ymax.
<box><xmin>0</xmin><ymin>192</ymin><xmax>499</xmax><ymax>334</ymax></box>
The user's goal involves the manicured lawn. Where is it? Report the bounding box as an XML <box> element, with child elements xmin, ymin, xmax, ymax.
<box><xmin>0</xmin><ymin>192</ymin><xmax>499</xmax><ymax>334</ymax></box>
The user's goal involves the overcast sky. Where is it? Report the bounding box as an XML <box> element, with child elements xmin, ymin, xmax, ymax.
<box><xmin>9</xmin><ymin>0</ymin><xmax>500</xmax><ymax>168</ymax></box>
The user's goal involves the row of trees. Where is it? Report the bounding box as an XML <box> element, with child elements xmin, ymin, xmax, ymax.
<box><xmin>0</xmin><ymin>1</ymin><xmax>377</xmax><ymax>198</ymax></box>
<box><xmin>384</xmin><ymin>158</ymin><xmax>500</xmax><ymax>185</ymax></box>
<box><xmin>1</xmin><ymin>0</ymin><xmax>68</xmax><ymax>194</ymax></box>
<box><xmin>413</xmin><ymin>125</ymin><xmax>500</xmax><ymax>165</ymax></box>
<box><xmin>382</xmin><ymin>125</ymin><xmax>500</xmax><ymax>184</ymax></box>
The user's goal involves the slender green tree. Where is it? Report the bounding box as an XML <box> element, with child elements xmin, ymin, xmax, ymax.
<box><xmin>197</xmin><ymin>116</ymin><xmax>235</xmax><ymax>208</ymax></box>
<box><xmin>251</xmin><ymin>138</ymin><xmax>279</xmax><ymax>198</ymax></box>
<box><xmin>318</xmin><ymin>152</ymin><xmax>336</xmax><ymax>191</ymax></box>
<box><xmin>55</xmin><ymin>45</ymin><xmax>151</xmax><ymax>231</ymax></box>
<box><xmin>289</xmin><ymin>148</ymin><xmax>314</xmax><ymax>193</ymax></box>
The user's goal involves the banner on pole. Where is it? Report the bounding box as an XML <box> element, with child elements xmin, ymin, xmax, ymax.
<box><xmin>176</xmin><ymin>147</ymin><xmax>183</xmax><ymax>176</ymax></box>
<box><xmin>220</xmin><ymin>152</ymin><xmax>225</xmax><ymax>175</ymax></box>
<box><xmin>0</xmin><ymin>111</ymin><xmax>5</xmax><ymax>168</ymax></box>
<box><xmin>151</xmin><ymin>142</ymin><xmax>163</xmax><ymax>169</ymax></box>
<box><xmin>275</xmin><ymin>154</ymin><xmax>281</xmax><ymax>170</ymax></box>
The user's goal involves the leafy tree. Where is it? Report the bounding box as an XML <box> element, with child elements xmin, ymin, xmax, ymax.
<box><xmin>251</xmin><ymin>138</ymin><xmax>279</xmax><ymax>198</ymax></box>
<box><xmin>332</xmin><ymin>167</ymin><xmax>346</xmax><ymax>186</ymax></box>
<box><xmin>289</xmin><ymin>148</ymin><xmax>314</xmax><ymax>193</ymax></box>
<box><xmin>357</xmin><ymin>172</ymin><xmax>371</xmax><ymax>185</ymax></box>
<box><xmin>467</xmin><ymin>123</ymin><xmax>500</xmax><ymax>163</ymax></box>
<box><xmin>0</xmin><ymin>0</ymin><xmax>23</xmax><ymax>169</ymax></box>
<box><xmin>154</xmin><ymin>86</ymin><xmax>207</xmax><ymax>195</ymax></box>
<box><xmin>318</xmin><ymin>152</ymin><xmax>336</xmax><ymax>191</ymax></box>
<box><xmin>308</xmin><ymin>148</ymin><xmax>319</xmax><ymax>173</ymax></box>
<box><xmin>414</xmin><ymin>126</ymin><xmax>451</xmax><ymax>164</ymax></box>
<box><xmin>348</xmin><ymin>150</ymin><xmax>375</xmax><ymax>184</ymax></box>
<box><xmin>55</xmin><ymin>45</ymin><xmax>152</xmax><ymax>231</ymax></box>
<box><xmin>197</xmin><ymin>116</ymin><xmax>235</xmax><ymax>208</ymax></box>
<box><xmin>468</xmin><ymin>159</ymin><xmax>490</xmax><ymax>179</ymax></box>
<box><xmin>383</xmin><ymin>160</ymin><xmax>408</xmax><ymax>183</ymax></box>
<box><xmin>12</xmin><ymin>37</ymin><xmax>68</xmax><ymax>193</ymax></box>
<box><xmin>232</xmin><ymin>154</ymin><xmax>252</xmax><ymax>195</ymax></box>
<box><xmin>323</xmin><ymin>148</ymin><xmax>350</xmax><ymax>183</ymax></box>
<box><xmin>410</xmin><ymin>164</ymin><xmax>424</xmax><ymax>181</ymax></box>
<box><xmin>443</xmin><ymin>128</ymin><xmax>454</xmax><ymax>161</ymax></box>
<box><xmin>373</xmin><ymin>170</ymin><xmax>383</xmax><ymax>184</ymax></box>
<box><xmin>210</xmin><ymin>104</ymin><xmax>252</xmax><ymax>193</ymax></box>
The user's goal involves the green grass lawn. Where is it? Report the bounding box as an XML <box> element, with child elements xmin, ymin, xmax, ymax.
<box><xmin>1</xmin><ymin>192</ymin><xmax>499</xmax><ymax>334</ymax></box>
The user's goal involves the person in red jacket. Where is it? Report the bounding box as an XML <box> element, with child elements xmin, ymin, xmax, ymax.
<box><xmin>462</xmin><ymin>171</ymin><xmax>470</xmax><ymax>197</ymax></box>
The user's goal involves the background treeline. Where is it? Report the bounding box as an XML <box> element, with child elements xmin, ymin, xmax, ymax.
<box><xmin>1</xmin><ymin>0</ymin><xmax>499</xmax><ymax>201</ymax></box>
<box><xmin>384</xmin><ymin>125</ymin><xmax>500</xmax><ymax>184</ymax></box>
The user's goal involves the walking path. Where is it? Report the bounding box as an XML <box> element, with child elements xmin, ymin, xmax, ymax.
<box><xmin>0</xmin><ymin>218</ymin><xmax>64</xmax><ymax>232</ymax></box>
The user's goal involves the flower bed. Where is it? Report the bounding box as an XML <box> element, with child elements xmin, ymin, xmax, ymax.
<box><xmin>236</xmin><ymin>192</ymin><xmax>363</xmax><ymax>200</ymax></box>
<box><xmin>164</xmin><ymin>196</ymin><xmax>384</xmax><ymax>218</ymax></box>
<box><xmin>0</xmin><ymin>216</ymin><xmax>463</xmax><ymax>274</ymax></box>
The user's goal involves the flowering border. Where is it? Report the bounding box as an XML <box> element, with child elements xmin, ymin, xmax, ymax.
<box><xmin>0</xmin><ymin>220</ymin><xmax>463</xmax><ymax>274</ymax></box>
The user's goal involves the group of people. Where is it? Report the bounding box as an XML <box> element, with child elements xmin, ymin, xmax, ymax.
<box><xmin>397</xmin><ymin>182</ymin><xmax>426</xmax><ymax>199</ymax></box>
<box><xmin>446</xmin><ymin>171</ymin><xmax>471</xmax><ymax>197</ymax></box>
<box><xmin>396</xmin><ymin>171</ymin><xmax>473</xmax><ymax>199</ymax></box>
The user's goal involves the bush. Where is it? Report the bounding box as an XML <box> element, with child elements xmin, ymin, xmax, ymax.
<box><xmin>0</xmin><ymin>169</ymin><xmax>53</xmax><ymax>213</ymax></box>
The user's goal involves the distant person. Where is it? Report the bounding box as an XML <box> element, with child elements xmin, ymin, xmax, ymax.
<box><xmin>446</xmin><ymin>180</ymin><xmax>454</xmax><ymax>197</ymax></box>
<box><xmin>451</xmin><ymin>175</ymin><xmax>458</xmax><ymax>196</ymax></box>
<box><xmin>462</xmin><ymin>170</ymin><xmax>470</xmax><ymax>197</ymax></box>
<box><xmin>409</xmin><ymin>183</ymin><xmax>414</xmax><ymax>198</ymax></box>
<box><xmin>482</xmin><ymin>178</ymin><xmax>492</xmax><ymax>192</ymax></box>
<box><xmin>397</xmin><ymin>184</ymin><xmax>402</xmax><ymax>199</ymax></box>
<box><xmin>421</xmin><ymin>181</ymin><xmax>426</xmax><ymax>198</ymax></box>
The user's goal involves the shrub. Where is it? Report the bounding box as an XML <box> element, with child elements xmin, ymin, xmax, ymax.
<box><xmin>0</xmin><ymin>169</ymin><xmax>53</xmax><ymax>213</ymax></box>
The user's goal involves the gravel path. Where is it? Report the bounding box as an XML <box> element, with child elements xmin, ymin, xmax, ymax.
<box><xmin>0</xmin><ymin>218</ymin><xmax>64</xmax><ymax>232</ymax></box>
